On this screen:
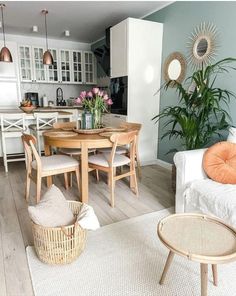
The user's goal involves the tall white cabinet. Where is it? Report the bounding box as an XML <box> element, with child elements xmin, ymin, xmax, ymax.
<box><xmin>110</xmin><ymin>18</ymin><xmax>163</xmax><ymax>164</ymax></box>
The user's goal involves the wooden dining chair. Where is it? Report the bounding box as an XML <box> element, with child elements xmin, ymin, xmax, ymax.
<box><xmin>22</xmin><ymin>133</ymin><xmax>80</xmax><ymax>203</ymax></box>
<box><xmin>97</xmin><ymin>122</ymin><xmax>142</xmax><ymax>178</ymax></box>
<box><xmin>88</xmin><ymin>130</ymin><xmax>138</xmax><ymax>208</ymax></box>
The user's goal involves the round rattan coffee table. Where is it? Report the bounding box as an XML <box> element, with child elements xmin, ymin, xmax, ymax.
<box><xmin>157</xmin><ymin>213</ymin><xmax>236</xmax><ymax>296</ymax></box>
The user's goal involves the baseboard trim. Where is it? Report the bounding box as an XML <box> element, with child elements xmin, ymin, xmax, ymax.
<box><xmin>156</xmin><ymin>159</ymin><xmax>172</xmax><ymax>170</ymax></box>
<box><xmin>140</xmin><ymin>159</ymin><xmax>172</xmax><ymax>170</ymax></box>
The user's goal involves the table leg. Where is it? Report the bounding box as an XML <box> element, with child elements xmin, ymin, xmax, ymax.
<box><xmin>201</xmin><ymin>263</ymin><xmax>208</xmax><ymax>296</ymax></box>
<box><xmin>212</xmin><ymin>264</ymin><xmax>218</xmax><ymax>286</ymax></box>
<box><xmin>81</xmin><ymin>142</ymin><xmax>89</xmax><ymax>204</ymax></box>
<box><xmin>159</xmin><ymin>251</ymin><xmax>174</xmax><ymax>285</ymax></box>
<box><xmin>44</xmin><ymin>142</ymin><xmax>52</xmax><ymax>187</ymax></box>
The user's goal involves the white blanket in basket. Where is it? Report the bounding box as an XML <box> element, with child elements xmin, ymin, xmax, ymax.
<box><xmin>77</xmin><ymin>204</ymin><xmax>100</xmax><ymax>230</ymax></box>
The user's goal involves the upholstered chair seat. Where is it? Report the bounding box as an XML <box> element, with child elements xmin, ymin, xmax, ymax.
<box><xmin>31</xmin><ymin>155</ymin><xmax>79</xmax><ymax>172</ymax></box>
<box><xmin>88</xmin><ymin>153</ymin><xmax>130</xmax><ymax>168</ymax></box>
<box><xmin>96</xmin><ymin>146</ymin><xmax>127</xmax><ymax>155</ymax></box>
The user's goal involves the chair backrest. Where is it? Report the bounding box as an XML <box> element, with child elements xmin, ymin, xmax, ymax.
<box><xmin>53</xmin><ymin>121</ymin><xmax>76</xmax><ymax>129</ymax></box>
<box><xmin>119</xmin><ymin>122</ymin><xmax>142</xmax><ymax>134</ymax></box>
<box><xmin>0</xmin><ymin>113</ymin><xmax>26</xmax><ymax>132</ymax></box>
<box><xmin>21</xmin><ymin>133</ymin><xmax>41</xmax><ymax>172</ymax></box>
<box><xmin>34</xmin><ymin>112</ymin><xmax>58</xmax><ymax>130</ymax></box>
<box><xmin>108</xmin><ymin>130</ymin><xmax>137</xmax><ymax>166</ymax></box>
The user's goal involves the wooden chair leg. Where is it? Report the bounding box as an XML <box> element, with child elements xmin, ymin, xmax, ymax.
<box><xmin>212</xmin><ymin>264</ymin><xmax>218</xmax><ymax>286</ymax></box>
<box><xmin>109</xmin><ymin>169</ymin><xmax>115</xmax><ymax>208</ymax></box>
<box><xmin>36</xmin><ymin>176</ymin><xmax>42</xmax><ymax>204</ymax></box>
<box><xmin>201</xmin><ymin>263</ymin><xmax>208</xmax><ymax>296</ymax></box>
<box><xmin>95</xmin><ymin>169</ymin><xmax>99</xmax><ymax>182</ymax></box>
<box><xmin>64</xmin><ymin>173</ymin><xmax>69</xmax><ymax>190</ymax></box>
<box><xmin>1</xmin><ymin>136</ymin><xmax>8</xmax><ymax>173</ymax></box>
<box><xmin>75</xmin><ymin>168</ymin><xmax>81</xmax><ymax>200</ymax></box>
<box><xmin>70</xmin><ymin>172</ymin><xmax>73</xmax><ymax>187</ymax></box>
<box><xmin>159</xmin><ymin>251</ymin><xmax>174</xmax><ymax>285</ymax></box>
<box><xmin>25</xmin><ymin>173</ymin><xmax>31</xmax><ymax>202</ymax></box>
<box><xmin>136</xmin><ymin>153</ymin><xmax>142</xmax><ymax>180</ymax></box>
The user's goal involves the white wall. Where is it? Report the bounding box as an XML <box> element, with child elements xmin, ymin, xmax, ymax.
<box><xmin>0</xmin><ymin>34</ymin><xmax>92</xmax><ymax>106</ymax></box>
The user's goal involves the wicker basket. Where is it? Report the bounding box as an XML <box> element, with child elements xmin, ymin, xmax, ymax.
<box><xmin>32</xmin><ymin>201</ymin><xmax>87</xmax><ymax>265</ymax></box>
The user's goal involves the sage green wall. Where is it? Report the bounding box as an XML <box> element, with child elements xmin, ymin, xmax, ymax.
<box><xmin>145</xmin><ymin>1</ymin><xmax>236</xmax><ymax>163</ymax></box>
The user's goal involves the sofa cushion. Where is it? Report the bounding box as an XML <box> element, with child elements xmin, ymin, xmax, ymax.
<box><xmin>28</xmin><ymin>185</ymin><xmax>75</xmax><ymax>227</ymax></box>
<box><xmin>184</xmin><ymin>179</ymin><xmax>236</xmax><ymax>227</ymax></box>
<box><xmin>203</xmin><ymin>141</ymin><xmax>236</xmax><ymax>184</ymax></box>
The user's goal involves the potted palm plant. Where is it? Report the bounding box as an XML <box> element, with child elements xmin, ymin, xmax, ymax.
<box><xmin>153</xmin><ymin>58</ymin><xmax>236</xmax><ymax>189</ymax></box>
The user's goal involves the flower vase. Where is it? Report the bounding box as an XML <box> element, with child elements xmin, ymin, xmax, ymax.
<box><xmin>93</xmin><ymin>109</ymin><xmax>102</xmax><ymax>129</ymax></box>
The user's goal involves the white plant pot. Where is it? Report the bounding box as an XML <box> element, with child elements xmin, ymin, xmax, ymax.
<box><xmin>227</xmin><ymin>127</ymin><xmax>236</xmax><ymax>143</ymax></box>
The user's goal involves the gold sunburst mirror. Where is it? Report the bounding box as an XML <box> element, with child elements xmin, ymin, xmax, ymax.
<box><xmin>187</xmin><ymin>22</ymin><xmax>218</xmax><ymax>69</ymax></box>
<box><xmin>163</xmin><ymin>52</ymin><xmax>187</xmax><ymax>87</ymax></box>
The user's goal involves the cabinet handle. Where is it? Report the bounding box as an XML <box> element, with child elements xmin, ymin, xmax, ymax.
<box><xmin>114</xmin><ymin>115</ymin><xmax>121</xmax><ymax>118</ymax></box>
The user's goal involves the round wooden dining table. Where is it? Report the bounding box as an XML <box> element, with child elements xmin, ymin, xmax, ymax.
<box><xmin>43</xmin><ymin>130</ymin><xmax>114</xmax><ymax>203</ymax></box>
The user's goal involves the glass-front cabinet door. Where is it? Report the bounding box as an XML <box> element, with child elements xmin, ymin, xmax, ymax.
<box><xmin>71</xmin><ymin>50</ymin><xmax>83</xmax><ymax>84</ymax></box>
<box><xmin>60</xmin><ymin>49</ymin><xmax>71</xmax><ymax>83</ymax></box>
<box><xmin>83</xmin><ymin>51</ymin><xmax>96</xmax><ymax>84</ymax></box>
<box><xmin>47</xmin><ymin>49</ymin><xmax>59</xmax><ymax>83</ymax></box>
<box><xmin>19</xmin><ymin>45</ymin><xmax>33</xmax><ymax>82</ymax></box>
<box><xmin>32</xmin><ymin>47</ymin><xmax>47</xmax><ymax>82</ymax></box>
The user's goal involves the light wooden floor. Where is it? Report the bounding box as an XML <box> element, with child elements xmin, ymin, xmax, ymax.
<box><xmin>0</xmin><ymin>161</ymin><xmax>174</xmax><ymax>296</ymax></box>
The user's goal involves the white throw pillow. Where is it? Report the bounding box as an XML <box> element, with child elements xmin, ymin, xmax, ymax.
<box><xmin>28</xmin><ymin>185</ymin><xmax>75</xmax><ymax>227</ymax></box>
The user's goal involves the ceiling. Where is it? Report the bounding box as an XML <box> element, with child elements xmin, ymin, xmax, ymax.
<box><xmin>0</xmin><ymin>1</ymin><xmax>171</xmax><ymax>43</ymax></box>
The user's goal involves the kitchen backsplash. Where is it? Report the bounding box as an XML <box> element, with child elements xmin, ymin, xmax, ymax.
<box><xmin>20</xmin><ymin>83</ymin><xmax>91</xmax><ymax>106</ymax></box>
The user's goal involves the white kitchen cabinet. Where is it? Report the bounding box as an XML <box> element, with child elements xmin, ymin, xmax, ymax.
<box><xmin>18</xmin><ymin>45</ymin><xmax>33</xmax><ymax>82</ymax></box>
<box><xmin>47</xmin><ymin>48</ymin><xmax>59</xmax><ymax>83</ymax></box>
<box><xmin>110</xmin><ymin>21</ymin><xmax>128</xmax><ymax>78</ymax></box>
<box><xmin>71</xmin><ymin>50</ymin><xmax>83</xmax><ymax>84</ymax></box>
<box><xmin>59</xmin><ymin>49</ymin><xmax>71</xmax><ymax>83</ymax></box>
<box><xmin>32</xmin><ymin>47</ymin><xmax>47</xmax><ymax>82</ymax></box>
<box><xmin>110</xmin><ymin>18</ymin><xmax>163</xmax><ymax>164</ymax></box>
<box><xmin>83</xmin><ymin>51</ymin><xmax>96</xmax><ymax>84</ymax></box>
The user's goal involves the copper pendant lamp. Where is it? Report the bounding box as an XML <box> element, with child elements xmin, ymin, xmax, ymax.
<box><xmin>0</xmin><ymin>4</ymin><xmax>12</xmax><ymax>63</ymax></box>
<box><xmin>42</xmin><ymin>9</ymin><xmax>53</xmax><ymax>65</ymax></box>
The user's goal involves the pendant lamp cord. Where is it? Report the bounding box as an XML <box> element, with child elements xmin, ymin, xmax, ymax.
<box><xmin>1</xmin><ymin>5</ymin><xmax>6</xmax><ymax>46</ymax></box>
<box><xmin>44</xmin><ymin>12</ymin><xmax>48</xmax><ymax>50</ymax></box>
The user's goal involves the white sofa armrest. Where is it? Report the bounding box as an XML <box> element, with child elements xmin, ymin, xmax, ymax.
<box><xmin>174</xmin><ymin>149</ymin><xmax>207</xmax><ymax>213</ymax></box>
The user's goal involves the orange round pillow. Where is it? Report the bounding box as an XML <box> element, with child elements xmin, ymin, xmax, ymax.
<box><xmin>203</xmin><ymin>141</ymin><xmax>236</xmax><ymax>184</ymax></box>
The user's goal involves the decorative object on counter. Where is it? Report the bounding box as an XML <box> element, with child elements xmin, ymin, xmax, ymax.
<box><xmin>163</xmin><ymin>52</ymin><xmax>186</xmax><ymax>87</ymax></box>
<box><xmin>187</xmin><ymin>22</ymin><xmax>218</xmax><ymax>69</ymax></box>
<box><xmin>42</xmin><ymin>94</ymin><xmax>48</xmax><ymax>107</ymax></box>
<box><xmin>0</xmin><ymin>4</ymin><xmax>12</xmax><ymax>62</ymax></box>
<box><xmin>75</xmin><ymin>87</ymin><xmax>113</xmax><ymax>129</ymax></box>
<box><xmin>20</xmin><ymin>99</ymin><xmax>36</xmax><ymax>113</ymax></box>
<box><xmin>48</xmin><ymin>100</ymin><xmax>54</xmax><ymax>107</ymax></box>
<box><xmin>227</xmin><ymin>126</ymin><xmax>236</xmax><ymax>143</ymax></box>
<box><xmin>56</xmin><ymin>87</ymin><xmax>64</xmax><ymax>106</ymax></box>
<box><xmin>41</xmin><ymin>9</ymin><xmax>53</xmax><ymax>65</ymax></box>
<box><xmin>25</xmin><ymin>92</ymin><xmax>39</xmax><ymax>107</ymax></box>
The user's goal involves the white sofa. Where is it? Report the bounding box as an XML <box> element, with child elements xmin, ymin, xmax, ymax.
<box><xmin>174</xmin><ymin>149</ymin><xmax>236</xmax><ymax>227</ymax></box>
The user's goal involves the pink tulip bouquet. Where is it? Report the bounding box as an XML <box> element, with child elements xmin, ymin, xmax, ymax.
<box><xmin>75</xmin><ymin>87</ymin><xmax>113</xmax><ymax>128</ymax></box>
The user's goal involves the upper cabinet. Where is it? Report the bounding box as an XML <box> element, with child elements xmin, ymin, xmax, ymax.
<box><xmin>32</xmin><ymin>47</ymin><xmax>47</xmax><ymax>82</ymax></box>
<box><xmin>83</xmin><ymin>51</ymin><xmax>96</xmax><ymax>84</ymax></box>
<box><xmin>47</xmin><ymin>49</ymin><xmax>59</xmax><ymax>83</ymax></box>
<box><xmin>110</xmin><ymin>20</ymin><xmax>128</xmax><ymax>78</ymax></box>
<box><xmin>71</xmin><ymin>50</ymin><xmax>83</xmax><ymax>84</ymax></box>
<box><xmin>18</xmin><ymin>45</ymin><xmax>96</xmax><ymax>85</ymax></box>
<box><xmin>59</xmin><ymin>49</ymin><xmax>71</xmax><ymax>83</ymax></box>
<box><xmin>19</xmin><ymin>45</ymin><xmax>33</xmax><ymax>82</ymax></box>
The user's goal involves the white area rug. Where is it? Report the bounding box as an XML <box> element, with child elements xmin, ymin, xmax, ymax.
<box><xmin>26</xmin><ymin>208</ymin><xmax>236</xmax><ymax>296</ymax></box>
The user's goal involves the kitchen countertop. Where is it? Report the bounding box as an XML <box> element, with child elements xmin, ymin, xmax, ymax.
<box><xmin>0</xmin><ymin>108</ymin><xmax>73</xmax><ymax>116</ymax></box>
